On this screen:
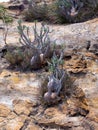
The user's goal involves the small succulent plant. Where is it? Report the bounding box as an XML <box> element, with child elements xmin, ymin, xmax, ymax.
<box><xmin>18</xmin><ymin>20</ymin><xmax>52</xmax><ymax>69</ymax></box>
<box><xmin>5</xmin><ymin>20</ymin><xmax>52</xmax><ymax>70</ymax></box>
<box><xmin>43</xmin><ymin>51</ymin><xmax>68</xmax><ymax>104</ymax></box>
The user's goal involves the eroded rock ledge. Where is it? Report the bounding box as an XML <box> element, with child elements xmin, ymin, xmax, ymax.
<box><xmin>0</xmin><ymin>50</ymin><xmax>98</xmax><ymax>129</ymax></box>
<box><xmin>0</xmin><ymin>10</ymin><xmax>98</xmax><ymax>129</ymax></box>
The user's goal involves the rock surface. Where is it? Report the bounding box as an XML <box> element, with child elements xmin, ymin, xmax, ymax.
<box><xmin>0</xmin><ymin>6</ymin><xmax>98</xmax><ymax>129</ymax></box>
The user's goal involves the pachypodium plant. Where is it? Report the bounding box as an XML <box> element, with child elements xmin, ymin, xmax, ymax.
<box><xmin>17</xmin><ymin>20</ymin><xmax>52</xmax><ymax>69</ymax></box>
<box><xmin>0</xmin><ymin>5</ymin><xmax>13</xmax><ymax>45</ymax></box>
<box><xmin>48</xmin><ymin>52</ymin><xmax>64</xmax><ymax>78</ymax></box>
<box><xmin>44</xmin><ymin>0</ymin><xmax>84</xmax><ymax>24</ymax></box>
<box><xmin>58</xmin><ymin>0</ymin><xmax>83</xmax><ymax>20</ymax></box>
<box><xmin>44</xmin><ymin>51</ymin><xmax>67</xmax><ymax>102</ymax></box>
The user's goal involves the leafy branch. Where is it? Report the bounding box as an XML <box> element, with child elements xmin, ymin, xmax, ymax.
<box><xmin>17</xmin><ymin>20</ymin><xmax>52</xmax><ymax>69</ymax></box>
<box><xmin>0</xmin><ymin>5</ymin><xmax>13</xmax><ymax>45</ymax></box>
<box><xmin>44</xmin><ymin>51</ymin><xmax>66</xmax><ymax>102</ymax></box>
<box><xmin>48</xmin><ymin>51</ymin><xmax>64</xmax><ymax>79</ymax></box>
<box><xmin>17</xmin><ymin>20</ymin><xmax>51</xmax><ymax>53</ymax></box>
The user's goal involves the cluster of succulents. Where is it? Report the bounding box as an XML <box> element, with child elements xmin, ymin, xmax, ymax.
<box><xmin>5</xmin><ymin>20</ymin><xmax>53</xmax><ymax>70</ymax></box>
<box><xmin>3</xmin><ymin>20</ymin><xmax>72</xmax><ymax>105</ymax></box>
<box><xmin>40</xmin><ymin>51</ymin><xmax>73</xmax><ymax>105</ymax></box>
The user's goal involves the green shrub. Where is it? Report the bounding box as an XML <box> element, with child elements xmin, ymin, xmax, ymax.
<box><xmin>0</xmin><ymin>5</ymin><xmax>13</xmax><ymax>45</ymax></box>
<box><xmin>47</xmin><ymin>1</ymin><xmax>69</xmax><ymax>24</ymax></box>
<box><xmin>24</xmin><ymin>0</ymin><xmax>69</xmax><ymax>23</ymax></box>
<box><xmin>24</xmin><ymin>2</ymin><xmax>48</xmax><ymax>22</ymax></box>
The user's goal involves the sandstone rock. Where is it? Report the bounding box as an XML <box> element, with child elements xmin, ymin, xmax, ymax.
<box><xmin>44</xmin><ymin>107</ymin><xmax>61</xmax><ymax>118</ymax></box>
<box><xmin>74</xmin><ymin>72</ymin><xmax>98</xmax><ymax>127</ymax></box>
<box><xmin>0</xmin><ymin>69</ymin><xmax>41</xmax><ymax>107</ymax></box>
<box><xmin>64</xmin><ymin>54</ymin><xmax>87</xmax><ymax>73</ymax></box>
<box><xmin>63</xmin><ymin>48</ymin><xmax>73</xmax><ymax>58</ymax></box>
<box><xmin>26</xmin><ymin>123</ymin><xmax>42</xmax><ymax>130</ymax></box>
<box><xmin>0</xmin><ymin>104</ymin><xmax>11</xmax><ymax>117</ymax></box>
<box><xmin>0</xmin><ymin>117</ymin><xmax>5</xmax><ymax>123</ymax></box>
<box><xmin>33</xmin><ymin>94</ymin><xmax>89</xmax><ymax>128</ymax></box>
<box><xmin>87</xmin><ymin>108</ymin><xmax>98</xmax><ymax>123</ymax></box>
<box><xmin>35</xmin><ymin>114</ymin><xmax>83</xmax><ymax>128</ymax></box>
<box><xmin>0</xmin><ymin>12</ymin><xmax>98</xmax><ymax>130</ymax></box>
<box><xmin>7</xmin><ymin>112</ymin><xmax>17</xmax><ymax>120</ymax></box>
<box><xmin>67</xmin><ymin>98</ymin><xmax>89</xmax><ymax>117</ymax></box>
<box><xmin>6</xmin><ymin>119</ymin><xmax>23</xmax><ymax>130</ymax></box>
<box><xmin>13</xmin><ymin>99</ymin><xmax>33</xmax><ymax>115</ymax></box>
<box><xmin>6</xmin><ymin>115</ymin><xmax>27</xmax><ymax>130</ymax></box>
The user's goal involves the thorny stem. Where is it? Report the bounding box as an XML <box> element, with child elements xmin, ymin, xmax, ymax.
<box><xmin>3</xmin><ymin>25</ymin><xmax>9</xmax><ymax>45</ymax></box>
<box><xmin>18</xmin><ymin>20</ymin><xmax>52</xmax><ymax>58</ymax></box>
<box><xmin>46</xmin><ymin>50</ymin><xmax>65</xmax><ymax>99</ymax></box>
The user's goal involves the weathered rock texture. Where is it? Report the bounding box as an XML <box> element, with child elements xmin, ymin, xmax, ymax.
<box><xmin>0</xmin><ymin>16</ymin><xmax>98</xmax><ymax>129</ymax></box>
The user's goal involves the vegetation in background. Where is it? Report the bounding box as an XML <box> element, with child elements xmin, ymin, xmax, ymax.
<box><xmin>24</xmin><ymin>1</ymin><xmax>48</xmax><ymax>22</ymax></box>
<box><xmin>23</xmin><ymin>0</ymin><xmax>98</xmax><ymax>24</ymax></box>
<box><xmin>23</xmin><ymin>0</ymin><xmax>80</xmax><ymax>23</ymax></box>
<box><xmin>0</xmin><ymin>5</ymin><xmax>13</xmax><ymax>45</ymax></box>
<box><xmin>24</xmin><ymin>0</ymin><xmax>69</xmax><ymax>23</ymax></box>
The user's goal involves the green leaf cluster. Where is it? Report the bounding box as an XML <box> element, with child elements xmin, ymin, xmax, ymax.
<box><xmin>0</xmin><ymin>5</ymin><xmax>13</xmax><ymax>24</ymax></box>
<box><xmin>57</xmin><ymin>0</ymin><xmax>71</xmax><ymax>8</ymax></box>
<box><xmin>17</xmin><ymin>20</ymin><xmax>26</xmax><ymax>31</ymax></box>
<box><xmin>48</xmin><ymin>53</ymin><xmax>64</xmax><ymax>73</ymax></box>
